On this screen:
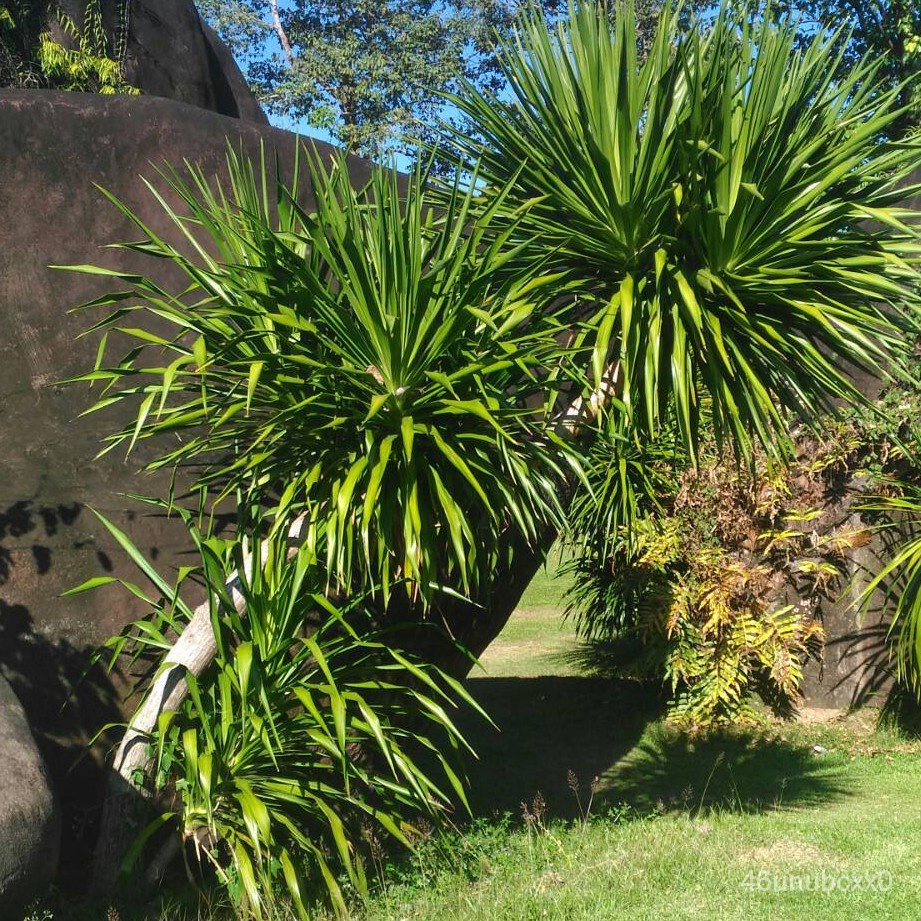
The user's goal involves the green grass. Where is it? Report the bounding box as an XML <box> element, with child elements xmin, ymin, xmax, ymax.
<box><xmin>515</xmin><ymin>546</ymin><xmax>574</xmax><ymax>613</ymax></box>
<box><xmin>365</xmin><ymin>554</ymin><xmax>921</xmax><ymax>920</ymax></box>
<box><xmin>474</xmin><ymin>547</ymin><xmax>581</xmax><ymax>678</ymax></box>
<box><xmin>32</xmin><ymin>556</ymin><xmax>921</xmax><ymax>920</ymax></box>
<box><xmin>472</xmin><ymin>608</ymin><xmax>581</xmax><ymax>678</ymax></box>
<box><xmin>362</xmin><ymin>743</ymin><xmax>921</xmax><ymax>921</ymax></box>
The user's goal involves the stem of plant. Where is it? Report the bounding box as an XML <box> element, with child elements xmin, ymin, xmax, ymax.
<box><xmin>90</xmin><ymin>514</ymin><xmax>306</xmax><ymax>892</ymax></box>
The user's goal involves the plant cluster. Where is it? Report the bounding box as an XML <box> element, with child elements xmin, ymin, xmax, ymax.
<box><xmin>67</xmin><ymin>2</ymin><xmax>921</xmax><ymax>915</ymax></box>
<box><xmin>0</xmin><ymin>0</ymin><xmax>46</xmax><ymax>85</ymax></box>
<box><xmin>74</xmin><ymin>151</ymin><xmax>574</xmax><ymax>606</ymax></box>
<box><xmin>566</xmin><ymin>363</ymin><xmax>921</xmax><ymax>726</ymax></box>
<box><xmin>566</xmin><ymin>438</ymin><xmax>824</xmax><ymax>724</ymax></box>
<box><xmin>1</xmin><ymin>0</ymin><xmax>137</xmax><ymax>93</ymax></box>
<box><xmin>74</xmin><ymin>502</ymin><xmax>484</xmax><ymax>918</ymax></box>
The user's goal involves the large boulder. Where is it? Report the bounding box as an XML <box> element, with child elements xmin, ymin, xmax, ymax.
<box><xmin>0</xmin><ymin>88</ymin><xmax>367</xmax><ymax>886</ymax></box>
<box><xmin>0</xmin><ymin>675</ymin><xmax>59</xmax><ymax>913</ymax></box>
<box><xmin>795</xmin><ymin>486</ymin><xmax>900</xmax><ymax>709</ymax></box>
<box><xmin>56</xmin><ymin>0</ymin><xmax>268</xmax><ymax>122</ymax></box>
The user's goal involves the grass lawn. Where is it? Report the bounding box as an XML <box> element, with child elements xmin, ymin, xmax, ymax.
<box><xmin>472</xmin><ymin>547</ymin><xmax>582</xmax><ymax>678</ymax></box>
<box><xmin>369</xmin><ymin>728</ymin><xmax>921</xmax><ymax>921</ymax></box>
<box><xmin>359</xmin><ymin>552</ymin><xmax>921</xmax><ymax>921</ymax></box>
<box><xmin>39</xmin><ymin>553</ymin><xmax>921</xmax><ymax>920</ymax></box>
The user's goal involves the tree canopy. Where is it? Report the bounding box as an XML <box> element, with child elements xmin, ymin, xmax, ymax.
<box><xmin>199</xmin><ymin>0</ymin><xmax>665</xmax><ymax>156</ymax></box>
<box><xmin>199</xmin><ymin>0</ymin><xmax>920</xmax><ymax>158</ymax></box>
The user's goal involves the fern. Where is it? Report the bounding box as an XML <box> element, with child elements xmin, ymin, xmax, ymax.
<box><xmin>37</xmin><ymin>0</ymin><xmax>138</xmax><ymax>94</ymax></box>
<box><xmin>564</xmin><ymin>444</ymin><xmax>847</xmax><ymax>726</ymax></box>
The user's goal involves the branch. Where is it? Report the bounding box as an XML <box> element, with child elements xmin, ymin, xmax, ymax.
<box><xmin>269</xmin><ymin>0</ymin><xmax>293</xmax><ymax>67</ymax></box>
<box><xmin>553</xmin><ymin>362</ymin><xmax>622</xmax><ymax>438</ymax></box>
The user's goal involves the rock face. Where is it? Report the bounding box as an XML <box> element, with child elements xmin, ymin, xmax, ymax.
<box><xmin>0</xmin><ymin>675</ymin><xmax>59</xmax><ymax>913</ymax></box>
<box><xmin>797</xmin><ymin>495</ymin><xmax>900</xmax><ymax>709</ymax></box>
<box><xmin>0</xmin><ymin>89</ymin><xmax>367</xmax><ymax>886</ymax></box>
<box><xmin>57</xmin><ymin>0</ymin><xmax>268</xmax><ymax>122</ymax></box>
<box><xmin>796</xmin><ymin>171</ymin><xmax>921</xmax><ymax>709</ymax></box>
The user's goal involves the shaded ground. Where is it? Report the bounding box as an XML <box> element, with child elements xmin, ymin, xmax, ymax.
<box><xmin>459</xmin><ymin>675</ymin><xmax>847</xmax><ymax>823</ymax></box>
<box><xmin>458</xmin><ymin>676</ymin><xmax>662</xmax><ymax>818</ymax></box>
<box><xmin>463</xmin><ymin>556</ymin><xmax>848</xmax><ymax>822</ymax></box>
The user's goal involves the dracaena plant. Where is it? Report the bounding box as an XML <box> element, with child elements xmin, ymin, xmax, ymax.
<box><xmin>444</xmin><ymin>1</ymin><xmax>921</xmax><ymax>460</ymax></box>
<box><xmin>70</xmin><ymin>149</ymin><xmax>576</xmax><ymax>604</ymax></box>
<box><xmin>73</xmin><ymin>503</ymin><xmax>483</xmax><ymax>918</ymax></box>
<box><xmin>71</xmin><ymin>145</ymin><xmax>585</xmax><ymax>897</ymax></box>
<box><xmin>859</xmin><ymin>490</ymin><xmax>921</xmax><ymax>695</ymax></box>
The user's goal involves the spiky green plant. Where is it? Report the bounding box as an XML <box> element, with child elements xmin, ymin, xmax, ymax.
<box><xmin>445</xmin><ymin>1</ymin><xmax>921</xmax><ymax>459</ymax></box>
<box><xmin>859</xmin><ymin>491</ymin><xmax>921</xmax><ymax>694</ymax></box>
<box><xmin>70</xmin><ymin>149</ymin><xmax>576</xmax><ymax>605</ymax></box>
<box><xmin>72</xmin><ymin>503</ymin><xmax>484</xmax><ymax>918</ymax></box>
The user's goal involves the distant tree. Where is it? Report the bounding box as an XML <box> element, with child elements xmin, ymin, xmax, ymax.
<box><xmin>731</xmin><ymin>1</ymin><xmax>921</xmax><ymax>133</ymax></box>
<box><xmin>199</xmin><ymin>0</ymin><xmax>666</xmax><ymax>158</ymax></box>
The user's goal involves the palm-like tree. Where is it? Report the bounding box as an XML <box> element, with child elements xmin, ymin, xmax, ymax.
<box><xmin>76</xmin><ymin>153</ymin><xmax>575</xmax><ymax>605</ymax></box>
<box><xmin>446</xmin><ymin>2</ymin><xmax>921</xmax><ymax>458</ymax></box>
<box><xmin>76</xmin><ymin>0</ymin><xmax>921</xmax><ymax>898</ymax></box>
<box><xmin>77</xmin><ymin>151</ymin><xmax>577</xmax><ymax>891</ymax></box>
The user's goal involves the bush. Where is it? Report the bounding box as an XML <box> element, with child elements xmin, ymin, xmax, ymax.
<box><xmin>563</xmin><ymin>434</ymin><xmax>855</xmax><ymax>725</ymax></box>
<box><xmin>77</xmin><ymin>506</ymin><xmax>483</xmax><ymax>918</ymax></box>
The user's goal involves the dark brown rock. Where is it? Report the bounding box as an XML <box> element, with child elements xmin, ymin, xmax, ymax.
<box><xmin>0</xmin><ymin>89</ymin><xmax>367</xmax><ymax>886</ymax></box>
<box><xmin>0</xmin><ymin>675</ymin><xmax>59</xmax><ymax>913</ymax></box>
<box><xmin>796</xmin><ymin>493</ymin><xmax>898</xmax><ymax>709</ymax></box>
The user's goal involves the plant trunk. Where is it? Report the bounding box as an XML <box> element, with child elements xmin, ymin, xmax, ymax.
<box><xmin>90</xmin><ymin>516</ymin><xmax>305</xmax><ymax>894</ymax></box>
<box><xmin>424</xmin><ymin>524</ymin><xmax>559</xmax><ymax>679</ymax></box>
<box><xmin>90</xmin><ymin>592</ymin><xmax>234</xmax><ymax>894</ymax></box>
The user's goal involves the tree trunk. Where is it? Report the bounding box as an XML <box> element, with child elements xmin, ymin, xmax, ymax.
<box><xmin>90</xmin><ymin>592</ymin><xmax>234</xmax><ymax>894</ymax></box>
<box><xmin>90</xmin><ymin>516</ymin><xmax>305</xmax><ymax>893</ymax></box>
<box><xmin>424</xmin><ymin>525</ymin><xmax>559</xmax><ymax>679</ymax></box>
<box><xmin>427</xmin><ymin>397</ymin><xmax>594</xmax><ymax>676</ymax></box>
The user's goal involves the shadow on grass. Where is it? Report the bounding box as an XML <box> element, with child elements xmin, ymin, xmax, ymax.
<box><xmin>457</xmin><ymin>676</ymin><xmax>850</xmax><ymax>824</ymax></box>
<box><xmin>604</xmin><ymin>723</ymin><xmax>849</xmax><ymax>815</ymax></box>
<box><xmin>457</xmin><ymin>676</ymin><xmax>665</xmax><ymax>820</ymax></box>
<box><xmin>558</xmin><ymin>636</ymin><xmax>648</xmax><ymax>679</ymax></box>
